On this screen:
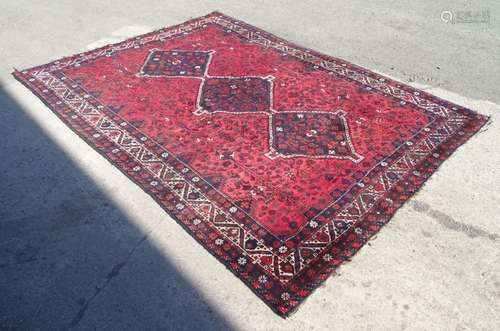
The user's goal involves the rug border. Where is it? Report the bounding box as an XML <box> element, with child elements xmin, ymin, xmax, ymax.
<box><xmin>12</xmin><ymin>11</ymin><xmax>490</xmax><ymax>317</ymax></box>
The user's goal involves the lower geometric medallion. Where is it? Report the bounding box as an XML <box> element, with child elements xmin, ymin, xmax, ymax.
<box><xmin>266</xmin><ymin>110</ymin><xmax>363</xmax><ymax>162</ymax></box>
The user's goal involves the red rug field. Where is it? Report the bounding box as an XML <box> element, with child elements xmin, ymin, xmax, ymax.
<box><xmin>14</xmin><ymin>12</ymin><xmax>488</xmax><ymax>316</ymax></box>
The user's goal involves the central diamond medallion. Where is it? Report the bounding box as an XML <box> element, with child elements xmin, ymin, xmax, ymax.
<box><xmin>138</xmin><ymin>49</ymin><xmax>363</xmax><ymax>162</ymax></box>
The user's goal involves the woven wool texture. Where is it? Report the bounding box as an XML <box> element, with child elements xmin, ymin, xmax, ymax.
<box><xmin>14</xmin><ymin>12</ymin><xmax>488</xmax><ymax>316</ymax></box>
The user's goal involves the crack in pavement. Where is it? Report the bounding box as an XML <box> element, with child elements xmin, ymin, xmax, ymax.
<box><xmin>410</xmin><ymin>200</ymin><xmax>499</xmax><ymax>242</ymax></box>
<box><xmin>67</xmin><ymin>234</ymin><xmax>148</xmax><ymax>329</ymax></box>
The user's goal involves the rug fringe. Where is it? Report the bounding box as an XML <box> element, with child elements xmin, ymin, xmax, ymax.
<box><xmin>477</xmin><ymin>116</ymin><xmax>493</xmax><ymax>134</ymax></box>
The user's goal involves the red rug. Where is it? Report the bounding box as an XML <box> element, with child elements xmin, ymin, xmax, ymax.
<box><xmin>14</xmin><ymin>12</ymin><xmax>488</xmax><ymax>316</ymax></box>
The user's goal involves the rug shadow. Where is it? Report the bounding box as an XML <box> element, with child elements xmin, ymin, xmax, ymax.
<box><xmin>0</xmin><ymin>86</ymin><xmax>234</xmax><ymax>330</ymax></box>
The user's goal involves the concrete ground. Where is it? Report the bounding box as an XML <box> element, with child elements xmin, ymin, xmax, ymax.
<box><xmin>1</xmin><ymin>1</ymin><xmax>499</xmax><ymax>330</ymax></box>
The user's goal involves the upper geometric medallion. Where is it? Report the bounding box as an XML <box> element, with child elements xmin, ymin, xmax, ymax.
<box><xmin>138</xmin><ymin>49</ymin><xmax>213</xmax><ymax>77</ymax></box>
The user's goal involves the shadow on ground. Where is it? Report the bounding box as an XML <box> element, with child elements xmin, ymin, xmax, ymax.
<box><xmin>0</xmin><ymin>87</ymin><xmax>234</xmax><ymax>330</ymax></box>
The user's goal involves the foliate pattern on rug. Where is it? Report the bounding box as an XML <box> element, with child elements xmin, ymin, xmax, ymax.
<box><xmin>14</xmin><ymin>12</ymin><xmax>488</xmax><ymax>316</ymax></box>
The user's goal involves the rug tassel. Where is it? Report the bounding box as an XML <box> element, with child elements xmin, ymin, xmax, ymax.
<box><xmin>478</xmin><ymin>116</ymin><xmax>493</xmax><ymax>134</ymax></box>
